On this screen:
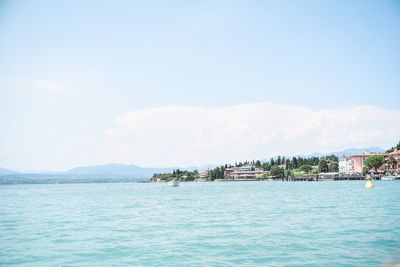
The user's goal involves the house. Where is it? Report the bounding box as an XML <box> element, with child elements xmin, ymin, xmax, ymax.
<box><xmin>199</xmin><ymin>170</ymin><xmax>209</xmax><ymax>179</ymax></box>
<box><xmin>349</xmin><ymin>153</ymin><xmax>379</xmax><ymax>173</ymax></box>
<box><xmin>380</xmin><ymin>148</ymin><xmax>400</xmax><ymax>173</ymax></box>
<box><xmin>339</xmin><ymin>157</ymin><xmax>353</xmax><ymax>173</ymax></box>
<box><xmin>344</xmin><ymin>149</ymin><xmax>400</xmax><ymax>174</ymax></box>
<box><xmin>224</xmin><ymin>166</ymin><xmax>270</xmax><ymax>180</ymax></box>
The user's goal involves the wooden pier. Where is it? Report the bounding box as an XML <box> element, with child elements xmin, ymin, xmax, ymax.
<box><xmin>274</xmin><ymin>174</ymin><xmax>366</xmax><ymax>182</ymax></box>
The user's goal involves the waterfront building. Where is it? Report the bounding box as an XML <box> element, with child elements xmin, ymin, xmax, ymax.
<box><xmin>224</xmin><ymin>166</ymin><xmax>270</xmax><ymax>180</ymax></box>
<box><xmin>339</xmin><ymin>152</ymin><xmax>387</xmax><ymax>174</ymax></box>
<box><xmin>339</xmin><ymin>157</ymin><xmax>353</xmax><ymax>173</ymax></box>
<box><xmin>349</xmin><ymin>153</ymin><xmax>375</xmax><ymax>173</ymax></box>
<box><xmin>381</xmin><ymin>148</ymin><xmax>400</xmax><ymax>174</ymax></box>
<box><xmin>347</xmin><ymin>149</ymin><xmax>400</xmax><ymax>174</ymax></box>
<box><xmin>199</xmin><ymin>170</ymin><xmax>209</xmax><ymax>179</ymax></box>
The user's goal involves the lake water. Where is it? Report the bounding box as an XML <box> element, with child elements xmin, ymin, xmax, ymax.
<box><xmin>1</xmin><ymin>181</ymin><xmax>399</xmax><ymax>266</ymax></box>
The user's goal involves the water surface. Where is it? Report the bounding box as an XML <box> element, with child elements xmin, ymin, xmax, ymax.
<box><xmin>1</xmin><ymin>181</ymin><xmax>399</xmax><ymax>266</ymax></box>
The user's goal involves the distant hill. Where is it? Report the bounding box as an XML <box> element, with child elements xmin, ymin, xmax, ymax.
<box><xmin>0</xmin><ymin>167</ymin><xmax>18</xmax><ymax>176</ymax></box>
<box><xmin>67</xmin><ymin>163</ymin><xmax>177</xmax><ymax>179</ymax></box>
<box><xmin>308</xmin><ymin>146</ymin><xmax>385</xmax><ymax>158</ymax></box>
<box><xmin>0</xmin><ymin>163</ymin><xmax>214</xmax><ymax>184</ymax></box>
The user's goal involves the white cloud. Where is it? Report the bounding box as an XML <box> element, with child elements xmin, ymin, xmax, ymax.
<box><xmin>65</xmin><ymin>103</ymin><xmax>400</xmax><ymax>168</ymax></box>
<box><xmin>16</xmin><ymin>80</ymin><xmax>64</xmax><ymax>92</ymax></box>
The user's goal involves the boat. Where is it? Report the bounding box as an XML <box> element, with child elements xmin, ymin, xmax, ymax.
<box><xmin>381</xmin><ymin>175</ymin><xmax>397</xmax><ymax>181</ymax></box>
<box><xmin>168</xmin><ymin>178</ymin><xmax>180</xmax><ymax>187</ymax></box>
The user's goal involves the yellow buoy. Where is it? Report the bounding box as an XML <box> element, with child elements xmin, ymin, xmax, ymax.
<box><xmin>365</xmin><ymin>180</ymin><xmax>374</xmax><ymax>189</ymax></box>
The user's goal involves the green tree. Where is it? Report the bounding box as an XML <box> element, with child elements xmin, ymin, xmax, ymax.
<box><xmin>329</xmin><ymin>162</ymin><xmax>339</xmax><ymax>172</ymax></box>
<box><xmin>299</xmin><ymin>164</ymin><xmax>312</xmax><ymax>173</ymax></box>
<box><xmin>264</xmin><ymin>163</ymin><xmax>271</xmax><ymax>171</ymax></box>
<box><xmin>362</xmin><ymin>165</ymin><xmax>369</xmax><ymax>175</ymax></box>
<box><xmin>270</xmin><ymin>158</ymin><xmax>275</xmax><ymax>166</ymax></box>
<box><xmin>325</xmin><ymin>154</ymin><xmax>339</xmax><ymax>163</ymax></box>
<box><xmin>284</xmin><ymin>169</ymin><xmax>292</xmax><ymax>177</ymax></box>
<box><xmin>292</xmin><ymin>157</ymin><xmax>298</xmax><ymax>169</ymax></box>
<box><xmin>318</xmin><ymin>159</ymin><xmax>329</xmax><ymax>173</ymax></box>
<box><xmin>298</xmin><ymin>157</ymin><xmax>304</xmax><ymax>167</ymax></box>
<box><xmin>270</xmin><ymin>166</ymin><xmax>284</xmax><ymax>177</ymax></box>
<box><xmin>285</xmin><ymin>159</ymin><xmax>290</xmax><ymax>170</ymax></box>
<box><xmin>386</xmin><ymin>156</ymin><xmax>397</xmax><ymax>170</ymax></box>
<box><xmin>364</xmin><ymin>155</ymin><xmax>384</xmax><ymax>173</ymax></box>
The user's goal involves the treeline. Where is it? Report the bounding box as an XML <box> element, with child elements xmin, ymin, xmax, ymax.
<box><xmin>154</xmin><ymin>141</ymin><xmax>399</xmax><ymax>181</ymax></box>
<box><xmin>153</xmin><ymin>169</ymin><xmax>199</xmax><ymax>182</ymax></box>
<box><xmin>153</xmin><ymin>155</ymin><xmax>340</xmax><ymax>181</ymax></box>
<box><xmin>232</xmin><ymin>154</ymin><xmax>338</xmax><ymax>173</ymax></box>
<box><xmin>208</xmin><ymin>166</ymin><xmax>225</xmax><ymax>180</ymax></box>
<box><xmin>268</xmin><ymin>155</ymin><xmax>339</xmax><ymax>177</ymax></box>
<box><xmin>153</xmin><ymin>166</ymin><xmax>229</xmax><ymax>182</ymax></box>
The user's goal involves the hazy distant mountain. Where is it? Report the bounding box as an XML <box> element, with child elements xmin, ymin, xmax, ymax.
<box><xmin>0</xmin><ymin>167</ymin><xmax>18</xmax><ymax>175</ymax></box>
<box><xmin>0</xmin><ymin>146</ymin><xmax>385</xmax><ymax>180</ymax></box>
<box><xmin>67</xmin><ymin>164</ymin><xmax>178</xmax><ymax>178</ymax></box>
<box><xmin>307</xmin><ymin>146</ymin><xmax>385</xmax><ymax>158</ymax></box>
<box><xmin>0</xmin><ymin>164</ymin><xmax>214</xmax><ymax>184</ymax></box>
<box><xmin>184</xmin><ymin>164</ymin><xmax>217</xmax><ymax>171</ymax></box>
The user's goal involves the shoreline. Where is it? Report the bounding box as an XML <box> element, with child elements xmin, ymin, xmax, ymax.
<box><xmin>1</xmin><ymin>174</ymin><xmax>398</xmax><ymax>185</ymax></box>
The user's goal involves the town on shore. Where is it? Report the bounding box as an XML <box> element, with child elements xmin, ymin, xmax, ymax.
<box><xmin>152</xmin><ymin>142</ymin><xmax>400</xmax><ymax>183</ymax></box>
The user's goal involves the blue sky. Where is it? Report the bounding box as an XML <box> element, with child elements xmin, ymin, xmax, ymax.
<box><xmin>0</xmin><ymin>0</ymin><xmax>399</xmax><ymax>171</ymax></box>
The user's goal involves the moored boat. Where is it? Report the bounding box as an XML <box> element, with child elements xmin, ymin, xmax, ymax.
<box><xmin>168</xmin><ymin>178</ymin><xmax>180</xmax><ymax>187</ymax></box>
<box><xmin>381</xmin><ymin>175</ymin><xmax>397</xmax><ymax>181</ymax></box>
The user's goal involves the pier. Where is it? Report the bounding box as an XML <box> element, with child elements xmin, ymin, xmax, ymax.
<box><xmin>287</xmin><ymin>174</ymin><xmax>365</xmax><ymax>182</ymax></box>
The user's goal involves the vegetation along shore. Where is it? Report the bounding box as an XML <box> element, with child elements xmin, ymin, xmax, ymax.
<box><xmin>152</xmin><ymin>141</ymin><xmax>400</xmax><ymax>182</ymax></box>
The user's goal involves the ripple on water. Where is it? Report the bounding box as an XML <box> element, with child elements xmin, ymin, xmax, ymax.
<box><xmin>0</xmin><ymin>181</ymin><xmax>399</xmax><ymax>266</ymax></box>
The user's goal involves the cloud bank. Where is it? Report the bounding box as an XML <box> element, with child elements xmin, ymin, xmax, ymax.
<box><xmin>68</xmin><ymin>103</ymin><xmax>400</xmax><ymax>168</ymax></box>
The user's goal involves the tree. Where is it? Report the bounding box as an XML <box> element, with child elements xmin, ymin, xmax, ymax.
<box><xmin>364</xmin><ymin>155</ymin><xmax>384</xmax><ymax>173</ymax></box>
<box><xmin>298</xmin><ymin>157</ymin><xmax>304</xmax><ymax>167</ymax></box>
<box><xmin>285</xmin><ymin>159</ymin><xmax>290</xmax><ymax>170</ymax></box>
<box><xmin>270</xmin><ymin>158</ymin><xmax>275</xmax><ymax>166</ymax></box>
<box><xmin>264</xmin><ymin>163</ymin><xmax>271</xmax><ymax>171</ymax></box>
<box><xmin>311</xmin><ymin>157</ymin><xmax>319</xmax><ymax>166</ymax></box>
<box><xmin>386</xmin><ymin>156</ymin><xmax>397</xmax><ymax>170</ymax></box>
<box><xmin>270</xmin><ymin>166</ymin><xmax>284</xmax><ymax>177</ymax></box>
<box><xmin>329</xmin><ymin>162</ymin><xmax>339</xmax><ymax>172</ymax></box>
<box><xmin>318</xmin><ymin>159</ymin><xmax>329</xmax><ymax>173</ymax></box>
<box><xmin>284</xmin><ymin>169</ymin><xmax>292</xmax><ymax>178</ymax></box>
<box><xmin>362</xmin><ymin>165</ymin><xmax>369</xmax><ymax>175</ymax></box>
<box><xmin>325</xmin><ymin>154</ymin><xmax>338</xmax><ymax>163</ymax></box>
<box><xmin>299</xmin><ymin>164</ymin><xmax>312</xmax><ymax>173</ymax></box>
<box><xmin>292</xmin><ymin>157</ymin><xmax>298</xmax><ymax>169</ymax></box>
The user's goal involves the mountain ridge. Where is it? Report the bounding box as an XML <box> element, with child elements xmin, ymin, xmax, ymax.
<box><xmin>0</xmin><ymin>167</ymin><xmax>18</xmax><ymax>175</ymax></box>
<box><xmin>67</xmin><ymin>163</ymin><xmax>175</xmax><ymax>178</ymax></box>
<box><xmin>0</xmin><ymin>146</ymin><xmax>386</xmax><ymax>177</ymax></box>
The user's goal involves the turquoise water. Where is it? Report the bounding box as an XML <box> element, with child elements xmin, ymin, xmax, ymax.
<box><xmin>1</xmin><ymin>181</ymin><xmax>399</xmax><ymax>266</ymax></box>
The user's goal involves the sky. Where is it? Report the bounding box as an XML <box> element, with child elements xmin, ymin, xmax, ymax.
<box><xmin>0</xmin><ymin>0</ymin><xmax>399</xmax><ymax>171</ymax></box>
